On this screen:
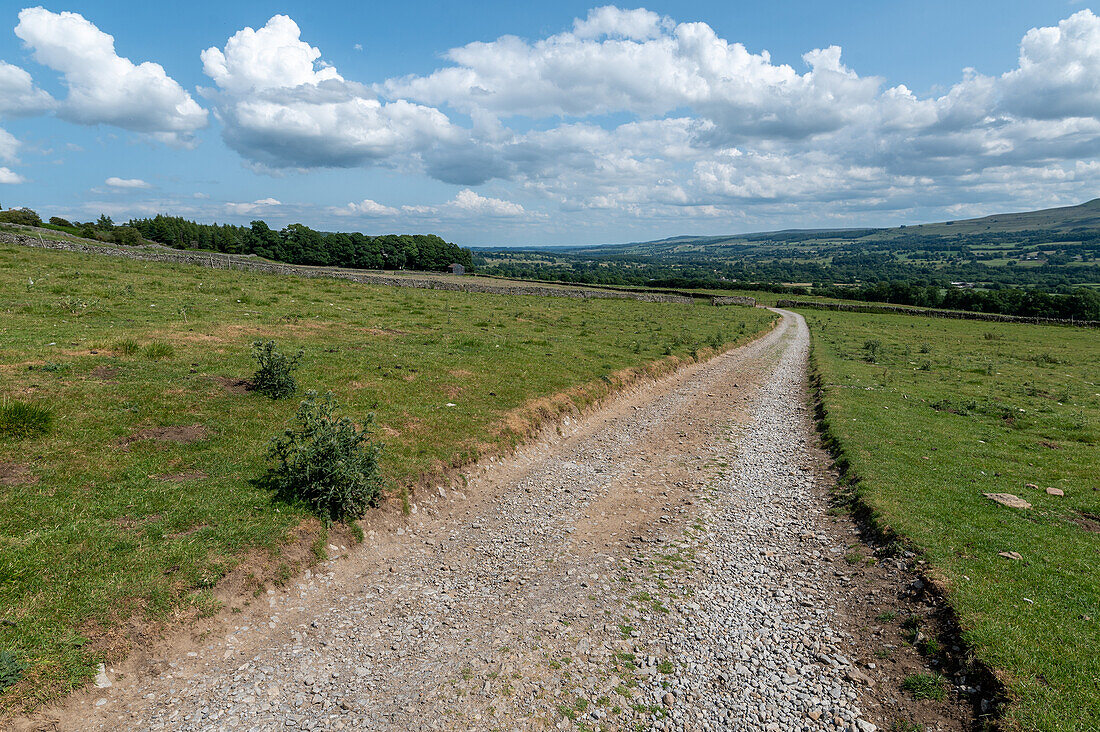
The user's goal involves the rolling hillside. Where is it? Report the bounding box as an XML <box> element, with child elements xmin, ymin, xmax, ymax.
<box><xmin>561</xmin><ymin>198</ymin><xmax>1100</xmax><ymax>257</ymax></box>
<box><xmin>474</xmin><ymin>199</ymin><xmax>1100</xmax><ymax>303</ymax></box>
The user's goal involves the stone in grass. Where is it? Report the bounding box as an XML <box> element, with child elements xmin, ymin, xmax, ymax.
<box><xmin>999</xmin><ymin>551</ymin><xmax>1024</xmax><ymax>561</ymax></box>
<box><xmin>983</xmin><ymin>493</ymin><xmax>1031</xmax><ymax>509</ymax></box>
<box><xmin>94</xmin><ymin>663</ymin><xmax>111</xmax><ymax>688</ymax></box>
<box><xmin>1046</xmin><ymin>487</ymin><xmax>1065</xmax><ymax>497</ymax></box>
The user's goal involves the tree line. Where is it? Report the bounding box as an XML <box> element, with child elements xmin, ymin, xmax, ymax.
<box><xmin>128</xmin><ymin>215</ymin><xmax>472</xmax><ymax>272</ymax></box>
<box><xmin>0</xmin><ymin>207</ymin><xmax>472</xmax><ymax>273</ymax></box>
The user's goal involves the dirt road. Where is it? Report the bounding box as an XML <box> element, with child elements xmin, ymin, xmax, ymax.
<box><xmin>39</xmin><ymin>310</ymin><xmax>965</xmax><ymax>731</ymax></box>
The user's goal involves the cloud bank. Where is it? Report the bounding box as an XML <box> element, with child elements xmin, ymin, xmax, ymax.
<box><xmin>5</xmin><ymin>5</ymin><xmax>1100</xmax><ymax>232</ymax></box>
<box><xmin>191</xmin><ymin>6</ymin><xmax>1100</xmax><ymax>224</ymax></box>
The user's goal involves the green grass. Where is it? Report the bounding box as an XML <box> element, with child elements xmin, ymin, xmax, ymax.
<box><xmin>802</xmin><ymin>310</ymin><xmax>1100</xmax><ymax>731</ymax></box>
<box><xmin>0</xmin><ymin>400</ymin><xmax>54</xmax><ymax>438</ymax></box>
<box><xmin>901</xmin><ymin>673</ymin><xmax>948</xmax><ymax>701</ymax></box>
<box><xmin>0</xmin><ymin>241</ymin><xmax>775</xmax><ymax>712</ymax></box>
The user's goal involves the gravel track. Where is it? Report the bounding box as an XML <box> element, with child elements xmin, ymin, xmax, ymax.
<box><xmin>44</xmin><ymin>310</ymin><xmax>884</xmax><ymax>732</ymax></box>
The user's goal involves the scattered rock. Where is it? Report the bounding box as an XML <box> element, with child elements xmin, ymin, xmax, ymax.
<box><xmin>1045</xmin><ymin>487</ymin><xmax>1064</xmax><ymax>497</ymax></box>
<box><xmin>983</xmin><ymin>493</ymin><xmax>1031</xmax><ymax>509</ymax></box>
<box><xmin>998</xmin><ymin>551</ymin><xmax>1024</xmax><ymax>561</ymax></box>
<box><xmin>94</xmin><ymin>663</ymin><xmax>111</xmax><ymax>689</ymax></box>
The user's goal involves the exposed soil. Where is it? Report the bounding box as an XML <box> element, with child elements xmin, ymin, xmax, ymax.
<box><xmin>117</xmin><ymin>425</ymin><xmax>209</xmax><ymax>450</ymax></box>
<box><xmin>0</xmin><ymin>462</ymin><xmax>37</xmax><ymax>486</ymax></box>
<box><xmin>90</xmin><ymin>365</ymin><xmax>118</xmax><ymax>381</ymax></box>
<box><xmin>24</xmin><ymin>311</ymin><xmax>974</xmax><ymax>732</ymax></box>
<box><xmin>1071</xmin><ymin>512</ymin><xmax>1100</xmax><ymax>534</ymax></box>
<box><xmin>209</xmin><ymin>376</ymin><xmax>252</xmax><ymax>395</ymax></box>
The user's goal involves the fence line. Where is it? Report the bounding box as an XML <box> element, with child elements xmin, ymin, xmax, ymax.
<box><xmin>776</xmin><ymin>299</ymin><xmax>1100</xmax><ymax>328</ymax></box>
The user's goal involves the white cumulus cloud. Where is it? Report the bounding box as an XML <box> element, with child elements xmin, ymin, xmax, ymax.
<box><xmin>14</xmin><ymin>7</ymin><xmax>207</xmax><ymax>144</ymax></box>
<box><xmin>449</xmin><ymin>189</ymin><xmax>526</xmax><ymax>216</ymax></box>
<box><xmin>0</xmin><ymin>166</ymin><xmax>25</xmax><ymax>184</ymax></box>
<box><xmin>0</xmin><ymin>60</ymin><xmax>53</xmax><ymax>116</ymax></box>
<box><xmin>0</xmin><ymin>127</ymin><xmax>20</xmax><ymax>162</ymax></box>
<box><xmin>105</xmin><ymin>176</ymin><xmax>151</xmax><ymax>189</ymax></box>
<box><xmin>335</xmin><ymin>198</ymin><xmax>400</xmax><ymax>216</ymax></box>
<box><xmin>225</xmin><ymin>197</ymin><xmax>282</xmax><ymax>215</ymax></box>
<box><xmin>1000</xmin><ymin>9</ymin><xmax>1100</xmax><ymax>121</ymax></box>
<box><xmin>202</xmin><ymin>15</ymin><xmax>458</xmax><ymax>170</ymax></box>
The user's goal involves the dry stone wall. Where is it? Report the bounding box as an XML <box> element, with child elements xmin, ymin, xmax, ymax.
<box><xmin>3</xmin><ymin>232</ymin><xmax>701</xmax><ymax>304</ymax></box>
<box><xmin>712</xmin><ymin>296</ymin><xmax>758</xmax><ymax>307</ymax></box>
<box><xmin>776</xmin><ymin>298</ymin><xmax>1099</xmax><ymax>328</ymax></box>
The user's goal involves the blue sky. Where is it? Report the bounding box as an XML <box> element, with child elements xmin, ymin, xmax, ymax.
<box><xmin>1</xmin><ymin>1</ymin><xmax>1098</xmax><ymax>246</ymax></box>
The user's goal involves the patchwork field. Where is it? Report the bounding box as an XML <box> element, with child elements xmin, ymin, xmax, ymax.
<box><xmin>0</xmin><ymin>241</ymin><xmax>775</xmax><ymax>711</ymax></box>
<box><xmin>802</xmin><ymin>310</ymin><xmax>1100</xmax><ymax>730</ymax></box>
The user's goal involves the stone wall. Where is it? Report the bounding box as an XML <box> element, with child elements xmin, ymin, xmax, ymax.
<box><xmin>3</xmin><ymin>233</ymin><xmax>700</xmax><ymax>304</ymax></box>
<box><xmin>775</xmin><ymin>299</ymin><xmax>1099</xmax><ymax>328</ymax></box>
<box><xmin>712</xmin><ymin>296</ymin><xmax>758</xmax><ymax>307</ymax></box>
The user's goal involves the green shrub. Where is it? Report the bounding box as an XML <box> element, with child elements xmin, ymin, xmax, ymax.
<box><xmin>0</xmin><ymin>208</ymin><xmax>41</xmax><ymax>226</ymax></box>
<box><xmin>0</xmin><ymin>399</ymin><xmax>54</xmax><ymax>438</ymax></box>
<box><xmin>862</xmin><ymin>339</ymin><xmax>883</xmax><ymax>363</ymax></box>
<box><xmin>264</xmin><ymin>392</ymin><xmax>383</xmax><ymax>523</ymax></box>
<box><xmin>251</xmin><ymin>340</ymin><xmax>302</xmax><ymax>399</ymax></box>
<box><xmin>142</xmin><ymin>341</ymin><xmax>174</xmax><ymax>360</ymax></box>
<box><xmin>0</xmin><ymin>650</ymin><xmax>25</xmax><ymax>692</ymax></box>
<box><xmin>112</xmin><ymin>226</ymin><xmax>143</xmax><ymax>246</ymax></box>
<box><xmin>48</xmin><ymin>216</ymin><xmax>73</xmax><ymax>228</ymax></box>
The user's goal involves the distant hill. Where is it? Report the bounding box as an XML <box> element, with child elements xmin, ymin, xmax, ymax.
<box><xmin>561</xmin><ymin>198</ymin><xmax>1100</xmax><ymax>256</ymax></box>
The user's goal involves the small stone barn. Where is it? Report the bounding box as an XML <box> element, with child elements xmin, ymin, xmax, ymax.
<box><xmin>448</xmin><ymin>263</ymin><xmax>466</xmax><ymax>275</ymax></box>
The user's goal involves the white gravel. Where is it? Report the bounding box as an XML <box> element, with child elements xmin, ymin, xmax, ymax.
<box><xmin>633</xmin><ymin>312</ymin><xmax>877</xmax><ymax>732</ymax></box>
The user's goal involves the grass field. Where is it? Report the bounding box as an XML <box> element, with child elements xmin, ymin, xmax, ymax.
<box><xmin>802</xmin><ymin>310</ymin><xmax>1100</xmax><ymax>731</ymax></box>
<box><xmin>0</xmin><ymin>241</ymin><xmax>776</xmax><ymax>711</ymax></box>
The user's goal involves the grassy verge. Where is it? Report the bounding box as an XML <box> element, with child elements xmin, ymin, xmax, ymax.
<box><xmin>0</xmin><ymin>241</ymin><xmax>775</xmax><ymax>711</ymax></box>
<box><xmin>800</xmin><ymin>309</ymin><xmax>1100</xmax><ymax>731</ymax></box>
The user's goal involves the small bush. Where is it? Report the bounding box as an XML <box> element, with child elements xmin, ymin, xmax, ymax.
<box><xmin>0</xmin><ymin>399</ymin><xmax>54</xmax><ymax>438</ymax></box>
<box><xmin>48</xmin><ymin>216</ymin><xmax>73</xmax><ymax>228</ymax></box>
<box><xmin>142</xmin><ymin>341</ymin><xmax>174</xmax><ymax>360</ymax></box>
<box><xmin>251</xmin><ymin>340</ymin><xmax>302</xmax><ymax>399</ymax></box>
<box><xmin>264</xmin><ymin>392</ymin><xmax>383</xmax><ymax>523</ymax></box>
<box><xmin>0</xmin><ymin>651</ymin><xmax>25</xmax><ymax>692</ymax></box>
<box><xmin>112</xmin><ymin>226</ymin><xmax>144</xmax><ymax>246</ymax></box>
<box><xmin>862</xmin><ymin>339</ymin><xmax>883</xmax><ymax>363</ymax></box>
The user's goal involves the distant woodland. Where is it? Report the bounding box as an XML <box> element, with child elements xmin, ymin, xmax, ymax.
<box><xmin>0</xmin><ymin>207</ymin><xmax>473</xmax><ymax>273</ymax></box>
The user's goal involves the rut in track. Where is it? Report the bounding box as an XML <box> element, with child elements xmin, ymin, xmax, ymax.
<box><xmin>40</xmin><ymin>311</ymin><xmax>918</xmax><ymax>731</ymax></box>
